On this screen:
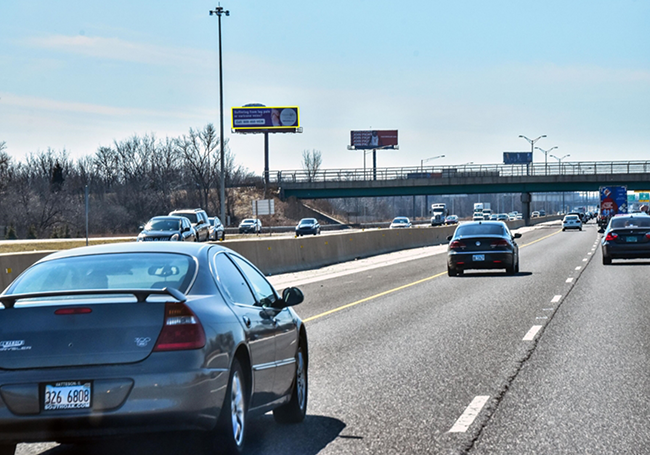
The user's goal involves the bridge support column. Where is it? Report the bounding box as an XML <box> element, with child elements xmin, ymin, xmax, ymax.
<box><xmin>521</xmin><ymin>192</ymin><xmax>531</xmax><ymax>226</ymax></box>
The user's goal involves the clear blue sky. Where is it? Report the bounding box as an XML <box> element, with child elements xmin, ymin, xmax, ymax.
<box><xmin>1</xmin><ymin>0</ymin><xmax>649</xmax><ymax>174</ymax></box>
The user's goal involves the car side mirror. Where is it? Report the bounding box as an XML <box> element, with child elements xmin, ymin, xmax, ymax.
<box><xmin>514</xmin><ymin>233</ymin><xmax>522</xmax><ymax>239</ymax></box>
<box><xmin>598</xmin><ymin>227</ymin><xmax>605</xmax><ymax>234</ymax></box>
<box><xmin>183</xmin><ymin>226</ymin><xmax>190</xmax><ymax>232</ymax></box>
<box><xmin>281</xmin><ymin>287</ymin><xmax>304</xmax><ymax>307</ymax></box>
<box><xmin>446</xmin><ymin>235</ymin><xmax>453</xmax><ymax>241</ymax></box>
<box><xmin>139</xmin><ymin>225</ymin><xmax>144</xmax><ymax>230</ymax></box>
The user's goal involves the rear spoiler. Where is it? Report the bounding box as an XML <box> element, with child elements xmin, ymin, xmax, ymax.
<box><xmin>0</xmin><ymin>287</ymin><xmax>186</xmax><ymax>309</ymax></box>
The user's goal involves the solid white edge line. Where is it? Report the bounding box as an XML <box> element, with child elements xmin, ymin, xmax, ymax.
<box><xmin>523</xmin><ymin>325</ymin><xmax>543</xmax><ymax>341</ymax></box>
<box><xmin>448</xmin><ymin>395</ymin><xmax>490</xmax><ymax>433</ymax></box>
<box><xmin>551</xmin><ymin>295</ymin><xmax>562</xmax><ymax>303</ymax></box>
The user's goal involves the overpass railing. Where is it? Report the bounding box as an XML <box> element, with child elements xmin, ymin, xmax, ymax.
<box><xmin>272</xmin><ymin>161</ymin><xmax>650</xmax><ymax>184</ymax></box>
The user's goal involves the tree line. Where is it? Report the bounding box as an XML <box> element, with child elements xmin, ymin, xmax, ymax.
<box><xmin>0</xmin><ymin>124</ymin><xmax>257</xmax><ymax>239</ymax></box>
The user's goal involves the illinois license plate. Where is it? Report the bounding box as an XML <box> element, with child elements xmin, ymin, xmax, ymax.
<box><xmin>472</xmin><ymin>254</ymin><xmax>485</xmax><ymax>262</ymax></box>
<box><xmin>626</xmin><ymin>236</ymin><xmax>638</xmax><ymax>243</ymax></box>
<box><xmin>44</xmin><ymin>381</ymin><xmax>92</xmax><ymax>410</ymax></box>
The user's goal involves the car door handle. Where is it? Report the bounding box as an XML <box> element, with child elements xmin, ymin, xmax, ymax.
<box><xmin>242</xmin><ymin>316</ymin><xmax>251</xmax><ymax>327</ymax></box>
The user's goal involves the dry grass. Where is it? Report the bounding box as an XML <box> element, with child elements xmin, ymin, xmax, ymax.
<box><xmin>0</xmin><ymin>238</ymin><xmax>134</xmax><ymax>254</ymax></box>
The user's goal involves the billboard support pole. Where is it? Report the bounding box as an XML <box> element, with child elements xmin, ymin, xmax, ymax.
<box><xmin>373</xmin><ymin>149</ymin><xmax>377</xmax><ymax>181</ymax></box>
<box><xmin>264</xmin><ymin>131</ymin><xmax>269</xmax><ymax>195</ymax></box>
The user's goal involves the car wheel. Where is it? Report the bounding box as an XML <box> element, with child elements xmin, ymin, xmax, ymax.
<box><xmin>562</xmin><ymin>228</ymin><xmax>566</xmax><ymax>231</ymax></box>
<box><xmin>506</xmin><ymin>264</ymin><xmax>516</xmax><ymax>275</ymax></box>
<box><xmin>579</xmin><ymin>227</ymin><xmax>582</xmax><ymax>231</ymax></box>
<box><xmin>447</xmin><ymin>266</ymin><xmax>458</xmax><ymax>277</ymax></box>
<box><xmin>212</xmin><ymin>358</ymin><xmax>247</xmax><ymax>455</ymax></box>
<box><xmin>515</xmin><ymin>257</ymin><xmax>520</xmax><ymax>274</ymax></box>
<box><xmin>603</xmin><ymin>254</ymin><xmax>612</xmax><ymax>265</ymax></box>
<box><xmin>273</xmin><ymin>340</ymin><xmax>308</xmax><ymax>424</ymax></box>
<box><xmin>221</xmin><ymin>232</ymin><xmax>226</xmax><ymax>241</ymax></box>
<box><xmin>0</xmin><ymin>444</ymin><xmax>16</xmax><ymax>455</ymax></box>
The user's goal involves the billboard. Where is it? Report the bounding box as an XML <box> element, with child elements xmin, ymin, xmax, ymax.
<box><xmin>503</xmin><ymin>152</ymin><xmax>533</xmax><ymax>165</ymax></box>
<box><xmin>600</xmin><ymin>186</ymin><xmax>628</xmax><ymax>217</ymax></box>
<box><xmin>232</xmin><ymin>106</ymin><xmax>299</xmax><ymax>130</ymax></box>
<box><xmin>350</xmin><ymin>130</ymin><xmax>398</xmax><ymax>150</ymax></box>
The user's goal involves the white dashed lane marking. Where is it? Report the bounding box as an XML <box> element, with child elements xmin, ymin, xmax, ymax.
<box><xmin>551</xmin><ymin>295</ymin><xmax>562</xmax><ymax>303</ymax></box>
<box><xmin>523</xmin><ymin>325</ymin><xmax>543</xmax><ymax>341</ymax></box>
<box><xmin>566</xmin><ymin>277</ymin><xmax>574</xmax><ymax>283</ymax></box>
<box><xmin>575</xmin><ymin>266</ymin><xmax>582</xmax><ymax>270</ymax></box>
<box><xmin>449</xmin><ymin>396</ymin><xmax>490</xmax><ymax>433</ymax></box>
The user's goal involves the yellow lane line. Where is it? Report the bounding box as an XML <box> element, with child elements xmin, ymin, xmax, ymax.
<box><xmin>519</xmin><ymin>229</ymin><xmax>562</xmax><ymax>249</ymax></box>
<box><xmin>304</xmin><ymin>229</ymin><xmax>561</xmax><ymax>323</ymax></box>
<box><xmin>303</xmin><ymin>272</ymin><xmax>447</xmax><ymax>323</ymax></box>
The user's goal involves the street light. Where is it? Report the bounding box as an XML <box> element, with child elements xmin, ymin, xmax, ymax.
<box><xmin>420</xmin><ymin>155</ymin><xmax>445</xmax><ymax>172</ymax></box>
<box><xmin>519</xmin><ymin>134</ymin><xmax>546</xmax><ymax>175</ymax></box>
<box><xmin>535</xmin><ymin>146</ymin><xmax>558</xmax><ymax>175</ymax></box>
<box><xmin>210</xmin><ymin>5</ymin><xmax>229</xmax><ymax>226</ymax></box>
<box><xmin>550</xmin><ymin>154</ymin><xmax>570</xmax><ymax>213</ymax></box>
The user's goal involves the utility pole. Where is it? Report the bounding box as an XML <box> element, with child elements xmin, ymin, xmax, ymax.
<box><xmin>210</xmin><ymin>5</ymin><xmax>229</xmax><ymax>226</ymax></box>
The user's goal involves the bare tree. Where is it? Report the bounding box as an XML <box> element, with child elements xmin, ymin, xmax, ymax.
<box><xmin>301</xmin><ymin>149</ymin><xmax>323</xmax><ymax>182</ymax></box>
<box><xmin>176</xmin><ymin>124</ymin><xmax>220</xmax><ymax>211</ymax></box>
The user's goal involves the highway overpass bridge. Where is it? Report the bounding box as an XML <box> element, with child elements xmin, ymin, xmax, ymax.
<box><xmin>273</xmin><ymin>160</ymin><xmax>650</xmax><ymax>221</ymax></box>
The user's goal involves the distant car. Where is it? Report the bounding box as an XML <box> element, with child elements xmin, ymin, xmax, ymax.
<box><xmin>168</xmin><ymin>209</ymin><xmax>211</xmax><ymax>242</ymax></box>
<box><xmin>295</xmin><ymin>218</ymin><xmax>321</xmax><ymax>236</ymax></box>
<box><xmin>444</xmin><ymin>215</ymin><xmax>459</xmax><ymax>225</ymax></box>
<box><xmin>0</xmin><ymin>242</ymin><xmax>308</xmax><ymax>454</ymax></box>
<box><xmin>562</xmin><ymin>214</ymin><xmax>583</xmax><ymax>231</ymax></box>
<box><xmin>496</xmin><ymin>213</ymin><xmax>509</xmax><ymax>222</ymax></box>
<box><xmin>531</xmin><ymin>211</ymin><xmax>540</xmax><ymax>218</ymax></box>
<box><xmin>539</xmin><ymin>210</ymin><xmax>546</xmax><ymax>217</ymax></box>
<box><xmin>447</xmin><ymin>221</ymin><xmax>521</xmax><ymax>276</ymax></box>
<box><xmin>390</xmin><ymin>217</ymin><xmax>412</xmax><ymax>228</ymax></box>
<box><xmin>208</xmin><ymin>216</ymin><xmax>225</xmax><ymax>241</ymax></box>
<box><xmin>137</xmin><ymin>216</ymin><xmax>196</xmax><ymax>242</ymax></box>
<box><xmin>489</xmin><ymin>214</ymin><xmax>498</xmax><ymax>221</ymax></box>
<box><xmin>601</xmin><ymin>215</ymin><xmax>650</xmax><ymax>265</ymax></box>
<box><xmin>239</xmin><ymin>218</ymin><xmax>262</xmax><ymax>234</ymax></box>
<box><xmin>516</xmin><ymin>214</ymin><xmax>523</xmax><ymax>220</ymax></box>
<box><xmin>473</xmin><ymin>214</ymin><xmax>485</xmax><ymax>221</ymax></box>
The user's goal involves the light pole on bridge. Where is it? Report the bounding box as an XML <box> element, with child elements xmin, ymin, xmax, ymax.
<box><xmin>551</xmin><ymin>154</ymin><xmax>571</xmax><ymax>213</ymax></box>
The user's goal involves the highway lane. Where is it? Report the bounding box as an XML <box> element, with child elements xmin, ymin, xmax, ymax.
<box><xmin>16</xmin><ymin>222</ymin><xmax>612</xmax><ymax>454</ymax></box>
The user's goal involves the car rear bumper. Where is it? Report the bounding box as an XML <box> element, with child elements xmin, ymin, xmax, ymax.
<box><xmin>602</xmin><ymin>244</ymin><xmax>650</xmax><ymax>259</ymax></box>
<box><xmin>0</xmin><ymin>356</ymin><xmax>228</xmax><ymax>443</ymax></box>
<box><xmin>448</xmin><ymin>251</ymin><xmax>515</xmax><ymax>270</ymax></box>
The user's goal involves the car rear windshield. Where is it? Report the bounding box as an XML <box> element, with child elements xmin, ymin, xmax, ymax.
<box><xmin>455</xmin><ymin>224</ymin><xmax>506</xmax><ymax>236</ymax></box>
<box><xmin>7</xmin><ymin>253</ymin><xmax>196</xmax><ymax>295</ymax></box>
<box><xmin>174</xmin><ymin>212</ymin><xmax>198</xmax><ymax>223</ymax></box>
<box><xmin>611</xmin><ymin>217</ymin><xmax>650</xmax><ymax>229</ymax></box>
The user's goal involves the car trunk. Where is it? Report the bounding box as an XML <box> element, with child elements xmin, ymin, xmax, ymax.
<box><xmin>610</xmin><ymin>228</ymin><xmax>650</xmax><ymax>245</ymax></box>
<box><xmin>0</xmin><ymin>301</ymin><xmax>165</xmax><ymax>370</ymax></box>
<box><xmin>455</xmin><ymin>235</ymin><xmax>511</xmax><ymax>253</ymax></box>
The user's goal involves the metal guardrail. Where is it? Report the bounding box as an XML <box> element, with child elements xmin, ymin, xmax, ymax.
<box><xmin>272</xmin><ymin>161</ymin><xmax>650</xmax><ymax>184</ymax></box>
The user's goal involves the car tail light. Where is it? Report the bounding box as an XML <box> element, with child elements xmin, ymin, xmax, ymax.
<box><xmin>55</xmin><ymin>307</ymin><xmax>92</xmax><ymax>315</ymax></box>
<box><xmin>605</xmin><ymin>232</ymin><xmax>619</xmax><ymax>242</ymax></box>
<box><xmin>153</xmin><ymin>302</ymin><xmax>205</xmax><ymax>351</ymax></box>
<box><xmin>646</xmin><ymin>233</ymin><xmax>650</xmax><ymax>240</ymax></box>
<box><xmin>449</xmin><ymin>240</ymin><xmax>466</xmax><ymax>250</ymax></box>
<box><xmin>490</xmin><ymin>239</ymin><xmax>509</xmax><ymax>248</ymax></box>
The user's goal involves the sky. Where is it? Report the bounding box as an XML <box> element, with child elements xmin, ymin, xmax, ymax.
<box><xmin>1</xmin><ymin>0</ymin><xmax>649</xmax><ymax>175</ymax></box>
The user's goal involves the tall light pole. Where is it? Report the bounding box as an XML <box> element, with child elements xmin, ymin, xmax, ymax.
<box><xmin>535</xmin><ymin>145</ymin><xmax>558</xmax><ymax>175</ymax></box>
<box><xmin>519</xmin><ymin>134</ymin><xmax>546</xmax><ymax>175</ymax></box>
<box><xmin>551</xmin><ymin>154</ymin><xmax>570</xmax><ymax>213</ymax></box>
<box><xmin>210</xmin><ymin>5</ymin><xmax>229</xmax><ymax>226</ymax></box>
<box><xmin>420</xmin><ymin>155</ymin><xmax>445</xmax><ymax>218</ymax></box>
<box><xmin>420</xmin><ymin>154</ymin><xmax>445</xmax><ymax>172</ymax></box>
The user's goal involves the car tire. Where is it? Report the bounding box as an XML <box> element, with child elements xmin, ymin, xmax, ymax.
<box><xmin>212</xmin><ymin>358</ymin><xmax>247</xmax><ymax>455</ymax></box>
<box><xmin>447</xmin><ymin>266</ymin><xmax>458</xmax><ymax>277</ymax></box>
<box><xmin>562</xmin><ymin>228</ymin><xmax>566</xmax><ymax>231</ymax></box>
<box><xmin>0</xmin><ymin>444</ymin><xmax>16</xmax><ymax>455</ymax></box>
<box><xmin>273</xmin><ymin>340</ymin><xmax>308</xmax><ymax>424</ymax></box>
<box><xmin>515</xmin><ymin>257</ymin><xmax>520</xmax><ymax>274</ymax></box>
<box><xmin>603</xmin><ymin>254</ymin><xmax>612</xmax><ymax>265</ymax></box>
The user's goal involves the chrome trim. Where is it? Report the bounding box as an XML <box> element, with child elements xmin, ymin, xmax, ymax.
<box><xmin>253</xmin><ymin>358</ymin><xmax>296</xmax><ymax>371</ymax></box>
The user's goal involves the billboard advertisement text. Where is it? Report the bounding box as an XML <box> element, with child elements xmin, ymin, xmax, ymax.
<box><xmin>350</xmin><ymin>130</ymin><xmax>398</xmax><ymax>150</ymax></box>
<box><xmin>232</xmin><ymin>107</ymin><xmax>299</xmax><ymax>130</ymax></box>
<box><xmin>600</xmin><ymin>186</ymin><xmax>628</xmax><ymax>217</ymax></box>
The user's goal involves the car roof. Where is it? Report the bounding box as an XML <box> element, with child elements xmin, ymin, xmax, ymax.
<box><xmin>150</xmin><ymin>215</ymin><xmax>187</xmax><ymax>221</ymax></box>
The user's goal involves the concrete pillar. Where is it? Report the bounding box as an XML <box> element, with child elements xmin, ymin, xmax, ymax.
<box><xmin>521</xmin><ymin>192</ymin><xmax>531</xmax><ymax>226</ymax></box>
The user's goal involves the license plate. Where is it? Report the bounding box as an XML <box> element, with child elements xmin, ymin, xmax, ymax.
<box><xmin>626</xmin><ymin>236</ymin><xmax>638</xmax><ymax>243</ymax></box>
<box><xmin>44</xmin><ymin>381</ymin><xmax>92</xmax><ymax>411</ymax></box>
<box><xmin>473</xmin><ymin>254</ymin><xmax>485</xmax><ymax>262</ymax></box>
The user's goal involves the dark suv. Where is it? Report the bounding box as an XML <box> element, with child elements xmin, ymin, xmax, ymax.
<box><xmin>168</xmin><ymin>209</ymin><xmax>210</xmax><ymax>242</ymax></box>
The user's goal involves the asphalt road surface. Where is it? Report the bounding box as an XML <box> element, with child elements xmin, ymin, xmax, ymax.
<box><xmin>18</xmin><ymin>221</ymin><xmax>648</xmax><ymax>454</ymax></box>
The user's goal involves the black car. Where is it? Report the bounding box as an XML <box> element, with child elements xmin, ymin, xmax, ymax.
<box><xmin>169</xmin><ymin>209</ymin><xmax>211</xmax><ymax>242</ymax></box>
<box><xmin>0</xmin><ymin>242</ymin><xmax>307</xmax><ymax>455</ymax></box>
<box><xmin>601</xmin><ymin>214</ymin><xmax>650</xmax><ymax>264</ymax></box>
<box><xmin>137</xmin><ymin>216</ymin><xmax>196</xmax><ymax>242</ymax></box>
<box><xmin>447</xmin><ymin>221</ymin><xmax>521</xmax><ymax>276</ymax></box>
<box><xmin>209</xmin><ymin>216</ymin><xmax>226</xmax><ymax>241</ymax></box>
<box><xmin>295</xmin><ymin>218</ymin><xmax>320</xmax><ymax>236</ymax></box>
